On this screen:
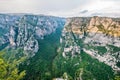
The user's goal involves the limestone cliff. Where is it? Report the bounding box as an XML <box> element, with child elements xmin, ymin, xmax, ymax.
<box><xmin>61</xmin><ymin>16</ymin><xmax>120</xmax><ymax>71</ymax></box>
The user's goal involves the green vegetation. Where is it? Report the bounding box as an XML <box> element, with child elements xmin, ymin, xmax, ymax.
<box><xmin>0</xmin><ymin>23</ymin><xmax>119</xmax><ymax>80</ymax></box>
<box><xmin>115</xmin><ymin>76</ymin><xmax>120</xmax><ymax>80</ymax></box>
<box><xmin>108</xmin><ymin>45</ymin><xmax>120</xmax><ymax>53</ymax></box>
<box><xmin>116</xmin><ymin>62</ymin><xmax>120</xmax><ymax>68</ymax></box>
<box><xmin>93</xmin><ymin>46</ymin><xmax>107</xmax><ymax>55</ymax></box>
<box><xmin>53</xmin><ymin>50</ymin><xmax>114</xmax><ymax>80</ymax></box>
<box><xmin>0</xmin><ymin>51</ymin><xmax>26</xmax><ymax>80</ymax></box>
<box><xmin>62</xmin><ymin>72</ymin><xmax>73</xmax><ymax>80</ymax></box>
<box><xmin>0</xmin><ymin>27</ymin><xmax>8</xmax><ymax>36</ymax></box>
<box><xmin>85</xmin><ymin>45</ymin><xmax>107</xmax><ymax>55</ymax></box>
<box><xmin>80</xmin><ymin>51</ymin><xmax>114</xmax><ymax>80</ymax></box>
<box><xmin>0</xmin><ymin>43</ymin><xmax>9</xmax><ymax>51</ymax></box>
<box><xmin>20</xmin><ymin>27</ymin><xmax>63</xmax><ymax>80</ymax></box>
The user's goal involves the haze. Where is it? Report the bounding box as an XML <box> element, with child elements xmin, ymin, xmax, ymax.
<box><xmin>0</xmin><ymin>0</ymin><xmax>120</xmax><ymax>17</ymax></box>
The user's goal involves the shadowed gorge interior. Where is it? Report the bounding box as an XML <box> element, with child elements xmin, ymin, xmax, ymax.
<box><xmin>0</xmin><ymin>14</ymin><xmax>120</xmax><ymax>80</ymax></box>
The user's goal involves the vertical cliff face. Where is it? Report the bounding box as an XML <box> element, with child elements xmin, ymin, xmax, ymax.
<box><xmin>0</xmin><ymin>14</ymin><xmax>66</xmax><ymax>57</ymax></box>
<box><xmin>88</xmin><ymin>17</ymin><xmax>120</xmax><ymax>37</ymax></box>
<box><xmin>60</xmin><ymin>17</ymin><xmax>120</xmax><ymax>71</ymax></box>
<box><xmin>0</xmin><ymin>14</ymin><xmax>120</xmax><ymax>79</ymax></box>
<box><xmin>0</xmin><ymin>14</ymin><xmax>20</xmax><ymax>50</ymax></box>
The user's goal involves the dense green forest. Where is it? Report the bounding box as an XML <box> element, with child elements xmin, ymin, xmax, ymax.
<box><xmin>53</xmin><ymin>50</ymin><xmax>115</xmax><ymax>80</ymax></box>
<box><xmin>18</xmin><ymin>27</ymin><xmax>119</xmax><ymax>80</ymax></box>
<box><xmin>0</xmin><ymin>48</ymin><xmax>120</xmax><ymax>80</ymax></box>
<box><xmin>0</xmin><ymin>27</ymin><xmax>120</xmax><ymax>80</ymax></box>
<box><xmin>0</xmin><ymin>51</ymin><xmax>25</xmax><ymax>80</ymax></box>
<box><xmin>19</xmin><ymin>26</ymin><xmax>63</xmax><ymax>80</ymax></box>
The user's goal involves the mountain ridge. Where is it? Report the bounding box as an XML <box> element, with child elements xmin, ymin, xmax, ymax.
<box><xmin>0</xmin><ymin>14</ymin><xmax>120</xmax><ymax>80</ymax></box>
<box><xmin>61</xmin><ymin>16</ymin><xmax>120</xmax><ymax>71</ymax></box>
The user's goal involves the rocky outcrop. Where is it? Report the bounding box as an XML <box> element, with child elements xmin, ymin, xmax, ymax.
<box><xmin>0</xmin><ymin>14</ymin><xmax>65</xmax><ymax>57</ymax></box>
<box><xmin>0</xmin><ymin>14</ymin><xmax>20</xmax><ymax>47</ymax></box>
<box><xmin>88</xmin><ymin>16</ymin><xmax>120</xmax><ymax>37</ymax></box>
<box><xmin>61</xmin><ymin>16</ymin><xmax>120</xmax><ymax>71</ymax></box>
<box><xmin>0</xmin><ymin>14</ymin><xmax>119</xmax><ymax>72</ymax></box>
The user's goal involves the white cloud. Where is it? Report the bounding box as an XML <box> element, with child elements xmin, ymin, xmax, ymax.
<box><xmin>0</xmin><ymin>0</ymin><xmax>119</xmax><ymax>17</ymax></box>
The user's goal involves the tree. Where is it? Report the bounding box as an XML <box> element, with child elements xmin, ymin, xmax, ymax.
<box><xmin>75</xmin><ymin>68</ymin><xmax>83</xmax><ymax>80</ymax></box>
<box><xmin>115</xmin><ymin>76</ymin><xmax>120</xmax><ymax>80</ymax></box>
<box><xmin>0</xmin><ymin>51</ymin><xmax>26</xmax><ymax>80</ymax></box>
<box><xmin>62</xmin><ymin>72</ymin><xmax>73</xmax><ymax>80</ymax></box>
<box><xmin>0</xmin><ymin>58</ymin><xmax>7</xmax><ymax>79</ymax></box>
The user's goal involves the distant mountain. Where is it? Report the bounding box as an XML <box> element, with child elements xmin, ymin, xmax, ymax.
<box><xmin>0</xmin><ymin>14</ymin><xmax>120</xmax><ymax>80</ymax></box>
<box><xmin>53</xmin><ymin>16</ymin><xmax>120</xmax><ymax>80</ymax></box>
<box><xmin>61</xmin><ymin>16</ymin><xmax>120</xmax><ymax>70</ymax></box>
<box><xmin>0</xmin><ymin>14</ymin><xmax>65</xmax><ymax>57</ymax></box>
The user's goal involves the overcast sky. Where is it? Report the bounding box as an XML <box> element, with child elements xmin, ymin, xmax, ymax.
<box><xmin>0</xmin><ymin>0</ymin><xmax>120</xmax><ymax>17</ymax></box>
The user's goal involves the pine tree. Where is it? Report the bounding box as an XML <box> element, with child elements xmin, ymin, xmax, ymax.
<box><xmin>0</xmin><ymin>51</ymin><xmax>26</xmax><ymax>80</ymax></box>
<box><xmin>115</xmin><ymin>76</ymin><xmax>120</xmax><ymax>80</ymax></box>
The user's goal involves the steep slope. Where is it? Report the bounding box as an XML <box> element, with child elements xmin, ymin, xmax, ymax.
<box><xmin>0</xmin><ymin>14</ymin><xmax>20</xmax><ymax>50</ymax></box>
<box><xmin>53</xmin><ymin>16</ymin><xmax>120</xmax><ymax>80</ymax></box>
<box><xmin>61</xmin><ymin>16</ymin><xmax>120</xmax><ymax>70</ymax></box>
<box><xmin>20</xmin><ymin>27</ymin><xmax>64</xmax><ymax>80</ymax></box>
<box><xmin>0</xmin><ymin>14</ymin><xmax>120</xmax><ymax>80</ymax></box>
<box><xmin>0</xmin><ymin>14</ymin><xmax>66</xmax><ymax>80</ymax></box>
<box><xmin>0</xmin><ymin>14</ymin><xmax>65</xmax><ymax>57</ymax></box>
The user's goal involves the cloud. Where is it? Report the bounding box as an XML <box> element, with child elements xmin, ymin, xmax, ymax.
<box><xmin>80</xmin><ymin>10</ymin><xmax>88</xmax><ymax>14</ymax></box>
<box><xmin>0</xmin><ymin>0</ymin><xmax>119</xmax><ymax>17</ymax></box>
<box><xmin>91</xmin><ymin>12</ymin><xmax>120</xmax><ymax>17</ymax></box>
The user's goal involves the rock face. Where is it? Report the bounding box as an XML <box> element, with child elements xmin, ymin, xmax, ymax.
<box><xmin>0</xmin><ymin>14</ymin><xmax>65</xmax><ymax>57</ymax></box>
<box><xmin>0</xmin><ymin>14</ymin><xmax>20</xmax><ymax>51</ymax></box>
<box><xmin>0</xmin><ymin>14</ymin><xmax>120</xmax><ymax>76</ymax></box>
<box><xmin>61</xmin><ymin>16</ymin><xmax>120</xmax><ymax>71</ymax></box>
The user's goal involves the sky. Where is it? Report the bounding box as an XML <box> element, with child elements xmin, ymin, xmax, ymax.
<box><xmin>0</xmin><ymin>0</ymin><xmax>120</xmax><ymax>17</ymax></box>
